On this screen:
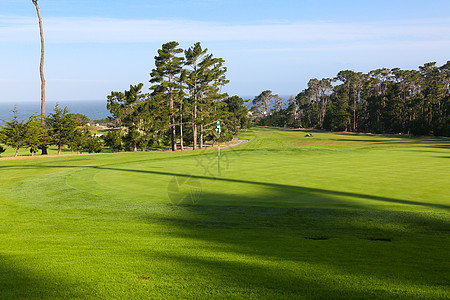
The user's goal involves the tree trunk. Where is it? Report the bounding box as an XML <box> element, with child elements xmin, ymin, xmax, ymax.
<box><xmin>168</xmin><ymin>80</ymin><xmax>177</xmax><ymax>151</ymax></box>
<box><xmin>58</xmin><ymin>145</ymin><xmax>61</xmax><ymax>155</ymax></box>
<box><xmin>32</xmin><ymin>0</ymin><xmax>47</xmax><ymax>155</ymax></box>
<box><xmin>171</xmin><ymin>115</ymin><xmax>177</xmax><ymax>151</ymax></box>
<box><xmin>193</xmin><ymin>105</ymin><xmax>197</xmax><ymax>150</ymax></box>
<box><xmin>180</xmin><ymin>113</ymin><xmax>184</xmax><ymax>151</ymax></box>
<box><xmin>199</xmin><ymin>109</ymin><xmax>203</xmax><ymax>149</ymax></box>
<box><xmin>193</xmin><ymin>96</ymin><xmax>197</xmax><ymax>150</ymax></box>
<box><xmin>353</xmin><ymin>97</ymin><xmax>356</xmax><ymax>132</ymax></box>
<box><xmin>199</xmin><ymin>125</ymin><xmax>203</xmax><ymax>148</ymax></box>
<box><xmin>15</xmin><ymin>147</ymin><xmax>19</xmax><ymax>157</ymax></box>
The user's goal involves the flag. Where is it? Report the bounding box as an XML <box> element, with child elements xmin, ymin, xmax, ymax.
<box><xmin>216</xmin><ymin>119</ymin><xmax>221</xmax><ymax>134</ymax></box>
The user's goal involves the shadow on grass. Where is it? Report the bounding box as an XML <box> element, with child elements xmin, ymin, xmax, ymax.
<box><xmin>136</xmin><ymin>201</ymin><xmax>450</xmax><ymax>298</ymax></box>
<box><xmin>96</xmin><ymin>166</ymin><xmax>450</xmax><ymax>209</ymax></box>
<box><xmin>1</xmin><ymin>161</ymin><xmax>449</xmax><ymax>297</ymax></box>
<box><xmin>0</xmin><ymin>255</ymin><xmax>85</xmax><ymax>299</ymax></box>
<box><xmin>0</xmin><ymin>160</ymin><xmax>448</xmax><ymax>210</ymax></box>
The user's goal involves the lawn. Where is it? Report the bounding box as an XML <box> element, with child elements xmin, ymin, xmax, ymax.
<box><xmin>0</xmin><ymin>127</ymin><xmax>449</xmax><ymax>299</ymax></box>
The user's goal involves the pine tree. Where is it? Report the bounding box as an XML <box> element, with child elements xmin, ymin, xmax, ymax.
<box><xmin>184</xmin><ymin>42</ymin><xmax>209</xmax><ymax>150</ymax></box>
<box><xmin>107</xmin><ymin>83</ymin><xmax>146</xmax><ymax>151</ymax></box>
<box><xmin>46</xmin><ymin>104</ymin><xmax>75</xmax><ymax>155</ymax></box>
<box><xmin>150</xmin><ymin>41</ymin><xmax>184</xmax><ymax>151</ymax></box>
<box><xmin>0</xmin><ymin>107</ymin><xmax>28</xmax><ymax>157</ymax></box>
<box><xmin>25</xmin><ymin>115</ymin><xmax>47</xmax><ymax>156</ymax></box>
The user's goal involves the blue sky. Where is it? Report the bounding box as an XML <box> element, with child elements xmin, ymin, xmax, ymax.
<box><xmin>1</xmin><ymin>0</ymin><xmax>449</xmax><ymax>103</ymax></box>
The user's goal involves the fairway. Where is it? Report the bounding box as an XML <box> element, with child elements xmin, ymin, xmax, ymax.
<box><xmin>0</xmin><ymin>127</ymin><xmax>449</xmax><ymax>299</ymax></box>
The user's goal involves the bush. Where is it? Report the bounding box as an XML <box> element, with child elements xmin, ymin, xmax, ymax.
<box><xmin>0</xmin><ymin>145</ymin><xmax>6</xmax><ymax>156</ymax></box>
<box><xmin>103</xmin><ymin>130</ymin><xmax>123</xmax><ymax>152</ymax></box>
<box><xmin>84</xmin><ymin>136</ymin><xmax>103</xmax><ymax>153</ymax></box>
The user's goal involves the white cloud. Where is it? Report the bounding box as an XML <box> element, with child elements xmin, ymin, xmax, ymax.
<box><xmin>0</xmin><ymin>15</ymin><xmax>449</xmax><ymax>44</ymax></box>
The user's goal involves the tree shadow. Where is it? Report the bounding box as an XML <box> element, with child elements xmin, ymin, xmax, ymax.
<box><xmin>0</xmin><ymin>254</ymin><xmax>86</xmax><ymax>299</ymax></box>
<box><xmin>135</xmin><ymin>199</ymin><xmax>450</xmax><ymax>298</ymax></box>
<box><xmin>1</xmin><ymin>162</ymin><xmax>448</xmax><ymax>210</ymax></box>
<box><xmin>1</xmin><ymin>159</ymin><xmax>449</xmax><ymax>297</ymax></box>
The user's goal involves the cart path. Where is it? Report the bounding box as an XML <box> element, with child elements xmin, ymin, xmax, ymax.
<box><xmin>222</xmin><ymin>139</ymin><xmax>250</xmax><ymax>149</ymax></box>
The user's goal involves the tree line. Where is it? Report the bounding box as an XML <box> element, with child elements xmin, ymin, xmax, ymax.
<box><xmin>253</xmin><ymin>62</ymin><xmax>450</xmax><ymax>136</ymax></box>
<box><xmin>0</xmin><ymin>41</ymin><xmax>251</xmax><ymax>157</ymax></box>
<box><xmin>0</xmin><ymin>105</ymin><xmax>102</xmax><ymax>157</ymax></box>
<box><xmin>105</xmin><ymin>41</ymin><xmax>251</xmax><ymax>152</ymax></box>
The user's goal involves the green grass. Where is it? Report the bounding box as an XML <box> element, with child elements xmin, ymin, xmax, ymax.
<box><xmin>0</xmin><ymin>127</ymin><xmax>449</xmax><ymax>299</ymax></box>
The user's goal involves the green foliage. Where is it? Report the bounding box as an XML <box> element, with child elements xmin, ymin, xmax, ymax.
<box><xmin>0</xmin><ymin>145</ymin><xmax>5</xmax><ymax>156</ymax></box>
<box><xmin>70</xmin><ymin>128</ymin><xmax>87</xmax><ymax>154</ymax></box>
<box><xmin>259</xmin><ymin>61</ymin><xmax>450</xmax><ymax>136</ymax></box>
<box><xmin>103</xmin><ymin>130</ymin><xmax>123</xmax><ymax>152</ymax></box>
<box><xmin>221</xmin><ymin>96</ymin><xmax>251</xmax><ymax>134</ymax></box>
<box><xmin>0</xmin><ymin>107</ymin><xmax>28</xmax><ymax>156</ymax></box>
<box><xmin>84</xmin><ymin>135</ymin><xmax>103</xmax><ymax>153</ymax></box>
<box><xmin>103</xmin><ymin>41</ymin><xmax>243</xmax><ymax>153</ymax></box>
<box><xmin>67</xmin><ymin>113</ymin><xmax>90</xmax><ymax>126</ymax></box>
<box><xmin>46</xmin><ymin>104</ymin><xmax>77</xmax><ymax>155</ymax></box>
<box><xmin>107</xmin><ymin>84</ymin><xmax>148</xmax><ymax>151</ymax></box>
<box><xmin>25</xmin><ymin>116</ymin><xmax>47</xmax><ymax>156</ymax></box>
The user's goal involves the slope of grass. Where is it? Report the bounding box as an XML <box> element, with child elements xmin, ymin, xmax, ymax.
<box><xmin>0</xmin><ymin>127</ymin><xmax>449</xmax><ymax>299</ymax></box>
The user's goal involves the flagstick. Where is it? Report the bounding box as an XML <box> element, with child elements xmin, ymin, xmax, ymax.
<box><xmin>217</xmin><ymin>119</ymin><xmax>221</xmax><ymax>176</ymax></box>
<box><xmin>218</xmin><ymin>131</ymin><xmax>221</xmax><ymax>176</ymax></box>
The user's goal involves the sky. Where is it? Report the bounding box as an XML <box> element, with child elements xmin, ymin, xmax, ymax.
<box><xmin>1</xmin><ymin>0</ymin><xmax>449</xmax><ymax>103</ymax></box>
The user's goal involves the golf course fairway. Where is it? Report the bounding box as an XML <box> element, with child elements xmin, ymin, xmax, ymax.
<box><xmin>0</xmin><ymin>127</ymin><xmax>449</xmax><ymax>299</ymax></box>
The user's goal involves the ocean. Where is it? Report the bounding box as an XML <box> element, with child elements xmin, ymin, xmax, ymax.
<box><xmin>0</xmin><ymin>100</ymin><xmax>110</xmax><ymax>121</ymax></box>
<box><xmin>0</xmin><ymin>95</ymin><xmax>295</xmax><ymax>122</ymax></box>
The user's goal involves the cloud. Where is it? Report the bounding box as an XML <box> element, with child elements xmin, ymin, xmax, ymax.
<box><xmin>0</xmin><ymin>15</ymin><xmax>449</xmax><ymax>45</ymax></box>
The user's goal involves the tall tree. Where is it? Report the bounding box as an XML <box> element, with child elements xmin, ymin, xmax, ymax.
<box><xmin>150</xmin><ymin>42</ymin><xmax>184</xmax><ymax>151</ymax></box>
<box><xmin>31</xmin><ymin>1</ymin><xmax>46</xmax><ymax>122</ymax></box>
<box><xmin>199</xmin><ymin>56</ymin><xmax>228</xmax><ymax>148</ymax></box>
<box><xmin>252</xmin><ymin>90</ymin><xmax>274</xmax><ymax>116</ymax></box>
<box><xmin>32</xmin><ymin>0</ymin><xmax>47</xmax><ymax>154</ymax></box>
<box><xmin>184</xmin><ymin>42</ymin><xmax>209</xmax><ymax>150</ymax></box>
<box><xmin>335</xmin><ymin>71</ymin><xmax>365</xmax><ymax>131</ymax></box>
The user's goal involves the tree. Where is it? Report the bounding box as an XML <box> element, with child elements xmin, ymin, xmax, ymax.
<box><xmin>0</xmin><ymin>108</ymin><xmax>28</xmax><ymax>157</ymax></box>
<box><xmin>32</xmin><ymin>1</ymin><xmax>47</xmax><ymax>155</ymax></box>
<box><xmin>67</xmin><ymin>113</ymin><xmax>90</xmax><ymax>126</ymax></box>
<box><xmin>150</xmin><ymin>41</ymin><xmax>184</xmax><ymax>151</ymax></box>
<box><xmin>184</xmin><ymin>42</ymin><xmax>209</xmax><ymax>150</ymax></box>
<box><xmin>324</xmin><ymin>85</ymin><xmax>350</xmax><ymax>131</ymax></box>
<box><xmin>103</xmin><ymin>130</ymin><xmax>123</xmax><ymax>152</ymax></box>
<box><xmin>69</xmin><ymin>127</ymin><xmax>86</xmax><ymax>154</ymax></box>
<box><xmin>25</xmin><ymin>115</ymin><xmax>47</xmax><ymax>156</ymax></box>
<box><xmin>335</xmin><ymin>71</ymin><xmax>365</xmax><ymax>131</ymax></box>
<box><xmin>46</xmin><ymin>104</ymin><xmax>76</xmax><ymax>155</ymax></box>
<box><xmin>198</xmin><ymin>55</ymin><xmax>229</xmax><ymax>148</ymax></box>
<box><xmin>222</xmin><ymin>96</ymin><xmax>251</xmax><ymax>134</ymax></box>
<box><xmin>252</xmin><ymin>90</ymin><xmax>274</xmax><ymax>117</ymax></box>
<box><xmin>107</xmin><ymin>83</ymin><xmax>147</xmax><ymax>151</ymax></box>
<box><xmin>84</xmin><ymin>135</ymin><xmax>103</xmax><ymax>153</ymax></box>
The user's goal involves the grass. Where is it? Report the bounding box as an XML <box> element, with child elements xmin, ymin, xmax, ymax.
<box><xmin>0</xmin><ymin>127</ymin><xmax>449</xmax><ymax>299</ymax></box>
